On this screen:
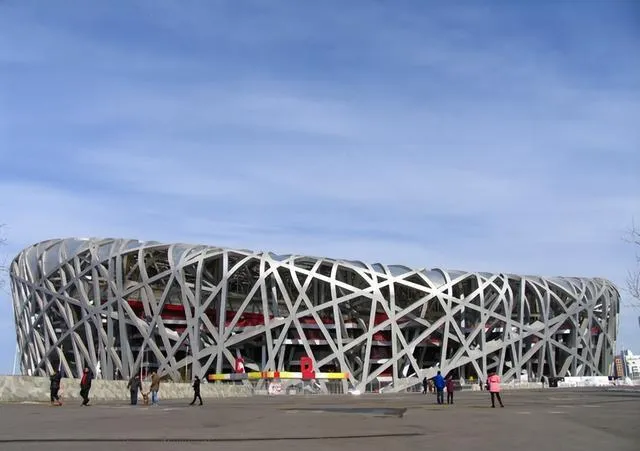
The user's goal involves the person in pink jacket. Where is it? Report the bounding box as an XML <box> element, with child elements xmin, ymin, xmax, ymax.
<box><xmin>487</xmin><ymin>371</ymin><xmax>504</xmax><ymax>408</ymax></box>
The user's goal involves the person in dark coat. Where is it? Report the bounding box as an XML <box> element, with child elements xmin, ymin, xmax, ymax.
<box><xmin>50</xmin><ymin>370</ymin><xmax>62</xmax><ymax>406</ymax></box>
<box><xmin>422</xmin><ymin>377</ymin><xmax>428</xmax><ymax>395</ymax></box>
<box><xmin>446</xmin><ymin>375</ymin><xmax>455</xmax><ymax>404</ymax></box>
<box><xmin>189</xmin><ymin>376</ymin><xmax>203</xmax><ymax>406</ymax></box>
<box><xmin>127</xmin><ymin>374</ymin><xmax>142</xmax><ymax>405</ymax></box>
<box><xmin>80</xmin><ymin>367</ymin><xmax>93</xmax><ymax>406</ymax></box>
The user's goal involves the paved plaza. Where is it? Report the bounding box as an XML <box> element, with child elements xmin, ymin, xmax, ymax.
<box><xmin>0</xmin><ymin>388</ymin><xmax>638</xmax><ymax>451</ymax></box>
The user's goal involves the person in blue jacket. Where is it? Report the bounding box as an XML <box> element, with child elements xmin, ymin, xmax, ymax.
<box><xmin>432</xmin><ymin>370</ymin><xmax>446</xmax><ymax>405</ymax></box>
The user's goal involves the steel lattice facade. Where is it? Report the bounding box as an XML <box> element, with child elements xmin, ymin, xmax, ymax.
<box><xmin>11</xmin><ymin>238</ymin><xmax>619</xmax><ymax>392</ymax></box>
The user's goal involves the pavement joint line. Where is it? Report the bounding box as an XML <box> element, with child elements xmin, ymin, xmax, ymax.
<box><xmin>0</xmin><ymin>432</ymin><xmax>425</xmax><ymax>444</ymax></box>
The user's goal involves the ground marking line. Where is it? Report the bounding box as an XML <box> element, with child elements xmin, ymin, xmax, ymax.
<box><xmin>0</xmin><ymin>432</ymin><xmax>425</xmax><ymax>444</ymax></box>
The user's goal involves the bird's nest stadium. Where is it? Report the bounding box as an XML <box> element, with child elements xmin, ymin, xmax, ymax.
<box><xmin>10</xmin><ymin>238</ymin><xmax>619</xmax><ymax>393</ymax></box>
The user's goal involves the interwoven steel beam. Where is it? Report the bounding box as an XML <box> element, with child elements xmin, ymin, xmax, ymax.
<box><xmin>10</xmin><ymin>238</ymin><xmax>619</xmax><ymax>393</ymax></box>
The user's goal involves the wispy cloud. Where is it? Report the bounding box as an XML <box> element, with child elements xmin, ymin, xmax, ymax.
<box><xmin>1</xmin><ymin>0</ymin><xmax>639</xmax><ymax>372</ymax></box>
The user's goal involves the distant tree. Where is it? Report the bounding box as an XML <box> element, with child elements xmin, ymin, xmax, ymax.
<box><xmin>626</xmin><ymin>221</ymin><xmax>640</xmax><ymax>307</ymax></box>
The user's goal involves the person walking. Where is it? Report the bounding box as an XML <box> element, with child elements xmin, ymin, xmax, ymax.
<box><xmin>446</xmin><ymin>375</ymin><xmax>455</xmax><ymax>405</ymax></box>
<box><xmin>422</xmin><ymin>377</ymin><xmax>428</xmax><ymax>395</ymax></box>
<box><xmin>150</xmin><ymin>371</ymin><xmax>161</xmax><ymax>406</ymax></box>
<box><xmin>127</xmin><ymin>374</ymin><xmax>142</xmax><ymax>405</ymax></box>
<box><xmin>433</xmin><ymin>371</ymin><xmax>446</xmax><ymax>405</ymax></box>
<box><xmin>79</xmin><ymin>367</ymin><xmax>93</xmax><ymax>406</ymax></box>
<box><xmin>487</xmin><ymin>371</ymin><xmax>504</xmax><ymax>408</ymax></box>
<box><xmin>49</xmin><ymin>369</ymin><xmax>62</xmax><ymax>406</ymax></box>
<box><xmin>189</xmin><ymin>376</ymin><xmax>203</xmax><ymax>406</ymax></box>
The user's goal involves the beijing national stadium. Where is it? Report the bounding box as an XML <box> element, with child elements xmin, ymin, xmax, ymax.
<box><xmin>10</xmin><ymin>238</ymin><xmax>619</xmax><ymax>393</ymax></box>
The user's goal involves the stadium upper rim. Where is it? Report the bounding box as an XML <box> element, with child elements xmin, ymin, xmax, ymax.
<box><xmin>11</xmin><ymin>237</ymin><xmax>619</xmax><ymax>290</ymax></box>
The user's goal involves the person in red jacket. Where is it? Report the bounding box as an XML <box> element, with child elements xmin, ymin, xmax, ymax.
<box><xmin>487</xmin><ymin>371</ymin><xmax>504</xmax><ymax>408</ymax></box>
<box><xmin>445</xmin><ymin>375</ymin><xmax>455</xmax><ymax>404</ymax></box>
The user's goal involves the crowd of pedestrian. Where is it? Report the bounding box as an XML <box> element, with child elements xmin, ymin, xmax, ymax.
<box><xmin>47</xmin><ymin>366</ymin><xmax>508</xmax><ymax>410</ymax></box>
<box><xmin>422</xmin><ymin>370</ymin><xmax>506</xmax><ymax>408</ymax></box>
<box><xmin>48</xmin><ymin>368</ymin><xmax>204</xmax><ymax>408</ymax></box>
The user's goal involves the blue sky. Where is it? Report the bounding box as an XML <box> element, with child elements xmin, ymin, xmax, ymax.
<box><xmin>1</xmin><ymin>0</ymin><xmax>639</xmax><ymax>374</ymax></box>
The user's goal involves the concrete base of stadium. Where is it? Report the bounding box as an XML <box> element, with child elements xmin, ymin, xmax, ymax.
<box><xmin>0</xmin><ymin>375</ymin><xmax>251</xmax><ymax>403</ymax></box>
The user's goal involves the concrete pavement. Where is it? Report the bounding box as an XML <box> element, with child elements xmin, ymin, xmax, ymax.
<box><xmin>1</xmin><ymin>388</ymin><xmax>638</xmax><ymax>451</ymax></box>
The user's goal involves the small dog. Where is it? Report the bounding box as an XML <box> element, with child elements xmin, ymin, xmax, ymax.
<box><xmin>141</xmin><ymin>392</ymin><xmax>150</xmax><ymax>405</ymax></box>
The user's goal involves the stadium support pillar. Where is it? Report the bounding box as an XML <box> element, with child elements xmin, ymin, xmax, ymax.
<box><xmin>191</xmin><ymin>259</ymin><xmax>202</xmax><ymax>379</ymax></box>
<box><xmin>390</xmin><ymin>279</ymin><xmax>399</xmax><ymax>383</ymax></box>
<box><xmin>537</xmin><ymin>344</ymin><xmax>546</xmax><ymax>378</ymax></box>
<box><xmin>548</xmin><ymin>341</ymin><xmax>557</xmax><ymax>376</ymax></box>
<box><xmin>518</xmin><ymin>284</ymin><xmax>526</xmax><ymax>379</ymax></box>
<box><xmin>216</xmin><ymin>253</ymin><xmax>228</xmax><ymax>375</ymax></box>
<box><xmin>116</xmin><ymin>252</ymin><xmax>129</xmax><ymax>379</ymax></box>
<box><xmin>106</xmin><ymin>258</ymin><xmax>116</xmax><ymax>380</ymax></box>
<box><xmin>192</xmin><ymin>330</ymin><xmax>200</xmax><ymax>380</ymax></box>
<box><xmin>480</xmin><ymin>292</ymin><xmax>487</xmax><ymax>381</ymax></box>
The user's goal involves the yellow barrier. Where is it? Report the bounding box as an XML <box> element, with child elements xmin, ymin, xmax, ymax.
<box><xmin>207</xmin><ymin>371</ymin><xmax>349</xmax><ymax>382</ymax></box>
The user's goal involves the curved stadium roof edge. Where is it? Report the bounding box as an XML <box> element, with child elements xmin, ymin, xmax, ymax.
<box><xmin>13</xmin><ymin>236</ymin><xmax>618</xmax><ymax>287</ymax></box>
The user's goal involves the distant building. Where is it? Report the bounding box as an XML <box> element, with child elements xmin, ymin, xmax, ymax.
<box><xmin>614</xmin><ymin>355</ymin><xmax>626</xmax><ymax>379</ymax></box>
<box><xmin>621</xmin><ymin>350</ymin><xmax>640</xmax><ymax>379</ymax></box>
